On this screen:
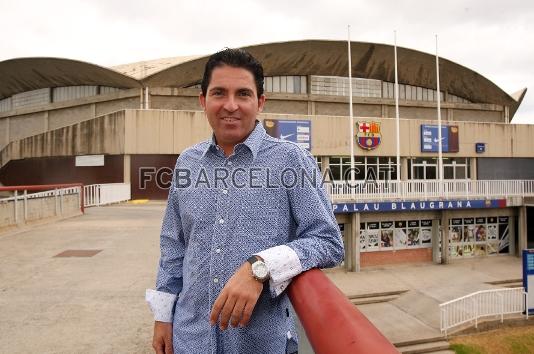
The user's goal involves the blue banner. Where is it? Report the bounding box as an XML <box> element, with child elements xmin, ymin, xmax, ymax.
<box><xmin>333</xmin><ymin>199</ymin><xmax>506</xmax><ymax>214</ymax></box>
<box><xmin>263</xmin><ymin>119</ymin><xmax>311</xmax><ymax>150</ymax></box>
<box><xmin>420</xmin><ymin>124</ymin><xmax>459</xmax><ymax>152</ymax></box>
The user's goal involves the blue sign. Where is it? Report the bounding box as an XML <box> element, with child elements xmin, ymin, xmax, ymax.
<box><xmin>263</xmin><ymin>119</ymin><xmax>311</xmax><ymax>150</ymax></box>
<box><xmin>420</xmin><ymin>124</ymin><xmax>459</xmax><ymax>152</ymax></box>
<box><xmin>333</xmin><ymin>199</ymin><xmax>506</xmax><ymax>214</ymax></box>
<box><xmin>523</xmin><ymin>250</ymin><xmax>534</xmax><ymax>313</ymax></box>
<box><xmin>476</xmin><ymin>143</ymin><xmax>485</xmax><ymax>153</ymax></box>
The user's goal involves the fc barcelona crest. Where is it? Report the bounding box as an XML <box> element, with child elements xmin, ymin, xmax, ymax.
<box><xmin>356</xmin><ymin>121</ymin><xmax>381</xmax><ymax>150</ymax></box>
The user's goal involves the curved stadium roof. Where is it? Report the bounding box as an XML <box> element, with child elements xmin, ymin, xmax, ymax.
<box><xmin>0</xmin><ymin>40</ymin><xmax>524</xmax><ymax>116</ymax></box>
<box><xmin>0</xmin><ymin>57</ymin><xmax>141</xmax><ymax>100</ymax></box>
<box><xmin>142</xmin><ymin>40</ymin><xmax>523</xmax><ymax>115</ymax></box>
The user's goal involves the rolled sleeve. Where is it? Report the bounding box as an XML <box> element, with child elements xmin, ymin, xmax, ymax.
<box><xmin>256</xmin><ymin>245</ymin><xmax>303</xmax><ymax>297</ymax></box>
<box><xmin>145</xmin><ymin>289</ymin><xmax>177</xmax><ymax>322</ymax></box>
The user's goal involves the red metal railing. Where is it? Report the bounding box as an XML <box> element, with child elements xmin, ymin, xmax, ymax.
<box><xmin>0</xmin><ymin>183</ymin><xmax>84</xmax><ymax>213</ymax></box>
<box><xmin>288</xmin><ymin>269</ymin><xmax>399</xmax><ymax>354</ymax></box>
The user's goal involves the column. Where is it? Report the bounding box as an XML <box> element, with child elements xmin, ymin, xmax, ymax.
<box><xmin>519</xmin><ymin>206</ymin><xmax>527</xmax><ymax>252</ymax></box>
<box><xmin>509</xmin><ymin>215</ymin><xmax>517</xmax><ymax>257</ymax></box>
<box><xmin>123</xmin><ymin>154</ymin><xmax>131</xmax><ymax>184</ymax></box>
<box><xmin>470</xmin><ymin>157</ymin><xmax>477</xmax><ymax>180</ymax></box>
<box><xmin>432</xmin><ymin>219</ymin><xmax>441</xmax><ymax>263</ymax></box>
<box><xmin>344</xmin><ymin>222</ymin><xmax>352</xmax><ymax>272</ymax></box>
<box><xmin>351</xmin><ymin>212</ymin><xmax>360</xmax><ymax>272</ymax></box>
<box><xmin>440</xmin><ymin>211</ymin><xmax>450</xmax><ymax>264</ymax></box>
<box><xmin>400</xmin><ymin>157</ymin><xmax>408</xmax><ymax>181</ymax></box>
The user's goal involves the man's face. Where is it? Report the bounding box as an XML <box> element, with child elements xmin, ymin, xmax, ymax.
<box><xmin>200</xmin><ymin>65</ymin><xmax>265</xmax><ymax>153</ymax></box>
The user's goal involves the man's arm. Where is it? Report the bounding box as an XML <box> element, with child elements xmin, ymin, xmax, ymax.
<box><xmin>210</xmin><ymin>147</ymin><xmax>344</xmax><ymax>328</ymax></box>
<box><xmin>146</xmin><ymin>171</ymin><xmax>185</xmax><ymax>353</ymax></box>
<box><xmin>258</xmin><ymin>147</ymin><xmax>344</xmax><ymax>296</ymax></box>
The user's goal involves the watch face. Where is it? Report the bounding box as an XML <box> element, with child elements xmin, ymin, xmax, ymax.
<box><xmin>252</xmin><ymin>262</ymin><xmax>269</xmax><ymax>280</ymax></box>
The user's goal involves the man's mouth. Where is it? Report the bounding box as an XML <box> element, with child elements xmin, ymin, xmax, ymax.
<box><xmin>222</xmin><ymin>117</ymin><xmax>239</xmax><ymax>122</ymax></box>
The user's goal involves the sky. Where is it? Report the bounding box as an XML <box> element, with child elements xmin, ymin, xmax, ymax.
<box><xmin>1</xmin><ymin>0</ymin><xmax>533</xmax><ymax>123</ymax></box>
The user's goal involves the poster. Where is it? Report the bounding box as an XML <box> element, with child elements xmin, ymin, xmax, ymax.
<box><xmin>380</xmin><ymin>221</ymin><xmax>394</xmax><ymax>249</ymax></box>
<box><xmin>359</xmin><ymin>223</ymin><xmax>367</xmax><ymax>251</ymax></box>
<box><xmin>394</xmin><ymin>221</ymin><xmax>407</xmax><ymax>248</ymax></box>
<box><xmin>421</xmin><ymin>220</ymin><xmax>432</xmax><ymax>246</ymax></box>
<box><xmin>499</xmin><ymin>217</ymin><xmax>510</xmax><ymax>254</ymax></box>
<box><xmin>367</xmin><ymin>222</ymin><xmax>380</xmax><ymax>250</ymax></box>
<box><xmin>463</xmin><ymin>218</ymin><xmax>475</xmax><ymax>242</ymax></box>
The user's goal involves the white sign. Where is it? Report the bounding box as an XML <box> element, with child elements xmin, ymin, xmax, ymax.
<box><xmin>76</xmin><ymin>155</ymin><xmax>104</xmax><ymax>167</ymax></box>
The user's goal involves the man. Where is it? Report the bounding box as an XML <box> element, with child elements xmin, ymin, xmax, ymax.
<box><xmin>146</xmin><ymin>48</ymin><xmax>344</xmax><ymax>354</ymax></box>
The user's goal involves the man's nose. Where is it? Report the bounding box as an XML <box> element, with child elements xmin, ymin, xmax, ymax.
<box><xmin>223</xmin><ymin>95</ymin><xmax>238</xmax><ymax>112</ymax></box>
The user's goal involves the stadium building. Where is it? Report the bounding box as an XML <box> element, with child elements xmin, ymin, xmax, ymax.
<box><xmin>1</xmin><ymin>40</ymin><xmax>533</xmax><ymax>270</ymax></box>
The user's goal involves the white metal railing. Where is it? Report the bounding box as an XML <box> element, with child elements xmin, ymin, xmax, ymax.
<box><xmin>83</xmin><ymin>183</ymin><xmax>131</xmax><ymax>207</ymax></box>
<box><xmin>0</xmin><ymin>185</ymin><xmax>83</xmax><ymax>226</ymax></box>
<box><xmin>327</xmin><ymin>179</ymin><xmax>534</xmax><ymax>202</ymax></box>
<box><xmin>439</xmin><ymin>287</ymin><xmax>527</xmax><ymax>336</ymax></box>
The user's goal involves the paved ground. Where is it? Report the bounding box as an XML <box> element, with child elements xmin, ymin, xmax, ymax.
<box><xmin>0</xmin><ymin>202</ymin><xmax>525</xmax><ymax>353</ymax></box>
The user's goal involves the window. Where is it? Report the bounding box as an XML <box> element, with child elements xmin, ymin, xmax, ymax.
<box><xmin>328</xmin><ymin>156</ymin><xmax>398</xmax><ymax>181</ymax></box>
<box><xmin>263</xmin><ymin>76</ymin><xmax>307</xmax><ymax>94</ymax></box>
<box><xmin>408</xmin><ymin>157</ymin><xmax>470</xmax><ymax>180</ymax></box>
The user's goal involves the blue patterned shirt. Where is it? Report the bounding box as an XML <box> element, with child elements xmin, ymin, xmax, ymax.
<box><xmin>152</xmin><ymin>122</ymin><xmax>344</xmax><ymax>353</ymax></box>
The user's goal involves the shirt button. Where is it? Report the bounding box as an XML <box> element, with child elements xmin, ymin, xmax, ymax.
<box><xmin>227</xmin><ymin>161</ymin><xmax>232</xmax><ymax>166</ymax></box>
<box><xmin>213</xmin><ymin>277</ymin><xmax>219</xmax><ymax>283</ymax></box>
<box><xmin>215</xmin><ymin>248</ymin><xmax>221</xmax><ymax>254</ymax></box>
<box><xmin>222</xmin><ymin>189</ymin><xmax>228</xmax><ymax>194</ymax></box>
<box><xmin>219</xmin><ymin>219</ymin><xmax>224</xmax><ymax>224</ymax></box>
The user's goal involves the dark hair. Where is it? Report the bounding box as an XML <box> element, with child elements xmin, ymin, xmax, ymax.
<box><xmin>201</xmin><ymin>48</ymin><xmax>264</xmax><ymax>98</ymax></box>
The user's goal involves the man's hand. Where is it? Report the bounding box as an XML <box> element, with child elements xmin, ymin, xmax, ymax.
<box><xmin>210</xmin><ymin>261</ymin><xmax>263</xmax><ymax>330</ymax></box>
<box><xmin>152</xmin><ymin>321</ymin><xmax>173</xmax><ymax>354</ymax></box>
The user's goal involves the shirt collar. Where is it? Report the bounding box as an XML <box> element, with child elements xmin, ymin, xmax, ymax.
<box><xmin>202</xmin><ymin>121</ymin><xmax>265</xmax><ymax>160</ymax></box>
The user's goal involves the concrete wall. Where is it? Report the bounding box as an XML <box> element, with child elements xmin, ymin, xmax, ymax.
<box><xmin>150</xmin><ymin>95</ymin><xmax>200</xmax><ymax>111</ymax></box>
<box><xmin>9</xmin><ymin>112</ymin><xmax>47</xmax><ymax>141</ymax></box>
<box><xmin>0</xmin><ymin>111</ymin><xmax>125</xmax><ymax>167</ymax></box>
<box><xmin>452</xmin><ymin>109</ymin><xmax>502</xmax><ymax>122</ymax></box>
<box><xmin>0</xmin><ymin>192</ymin><xmax>81</xmax><ymax>229</ymax></box>
<box><xmin>314</xmin><ymin>102</ymin><xmax>381</xmax><ymax>117</ymax></box>
<box><xmin>263</xmin><ymin>99</ymin><xmax>309</xmax><ymax>115</ymax></box>
<box><xmin>48</xmin><ymin>105</ymin><xmax>94</xmax><ymax>130</ymax></box>
<box><xmin>2</xmin><ymin>109</ymin><xmax>534</xmax><ymax>175</ymax></box>
<box><xmin>0</xmin><ymin>89</ymin><xmax>139</xmax><ymax>151</ymax></box>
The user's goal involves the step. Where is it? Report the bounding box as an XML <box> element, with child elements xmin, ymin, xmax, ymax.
<box><xmin>350</xmin><ymin>294</ymin><xmax>399</xmax><ymax>305</ymax></box>
<box><xmin>347</xmin><ymin>289</ymin><xmax>408</xmax><ymax>299</ymax></box>
<box><xmin>396</xmin><ymin>340</ymin><xmax>450</xmax><ymax>354</ymax></box>
<box><xmin>485</xmin><ymin>278</ymin><xmax>522</xmax><ymax>286</ymax></box>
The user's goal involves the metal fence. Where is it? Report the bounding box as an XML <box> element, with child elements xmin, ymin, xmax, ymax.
<box><xmin>84</xmin><ymin>183</ymin><xmax>131</xmax><ymax>207</ymax></box>
<box><xmin>327</xmin><ymin>179</ymin><xmax>534</xmax><ymax>202</ymax></box>
<box><xmin>439</xmin><ymin>287</ymin><xmax>527</xmax><ymax>336</ymax></box>
<box><xmin>0</xmin><ymin>184</ymin><xmax>83</xmax><ymax>226</ymax></box>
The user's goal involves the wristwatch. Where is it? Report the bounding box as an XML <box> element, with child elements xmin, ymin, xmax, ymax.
<box><xmin>247</xmin><ymin>256</ymin><xmax>270</xmax><ymax>282</ymax></box>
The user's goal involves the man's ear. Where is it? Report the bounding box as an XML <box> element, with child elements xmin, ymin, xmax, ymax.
<box><xmin>257</xmin><ymin>94</ymin><xmax>266</xmax><ymax>113</ymax></box>
<box><xmin>199</xmin><ymin>93</ymin><xmax>206</xmax><ymax>110</ymax></box>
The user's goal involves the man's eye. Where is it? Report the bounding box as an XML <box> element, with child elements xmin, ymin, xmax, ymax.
<box><xmin>211</xmin><ymin>90</ymin><xmax>223</xmax><ymax>96</ymax></box>
<box><xmin>239</xmin><ymin>91</ymin><xmax>252</xmax><ymax>97</ymax></box>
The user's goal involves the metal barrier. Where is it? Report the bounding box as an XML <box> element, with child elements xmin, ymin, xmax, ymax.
<box><xmin>288</xmin><ymin>269</ymin><xmax>398</xmax><ymax>354</ymax></box>
<box><xmin>328</xmin><ymin>179</ymin><xmax>534</xmax><ymax>202</ymax></box>
<box><xmin>83</xmin><ymin>183</ymin><xmax>131</xmax><ymax>207</ymax></box>
<box><xmin>439</xmin><ymin>287</ymin><xmax>527</xmax><ymax>336</ymax></box>
<box><xmin>0</xmin><ymin>184</ymin><xmax>84</xmax><ymax>226</ymax></box>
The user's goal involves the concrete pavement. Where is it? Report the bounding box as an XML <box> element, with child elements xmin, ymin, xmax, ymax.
<box><xmin>0</xmin><ymin>202</ymin><xmax>525</xmax><ymax>353</ymax></box>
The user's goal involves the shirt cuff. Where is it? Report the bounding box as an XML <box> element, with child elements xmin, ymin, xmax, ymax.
<box><xmin>256</xmin><ymin>245</ymin><xmax>303</xmax><ymax>296</ymax></box>
<box><xmin>145</xmin><ymin>289</ymin><xmax>177</xmax><ymax>322</ymax></box>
